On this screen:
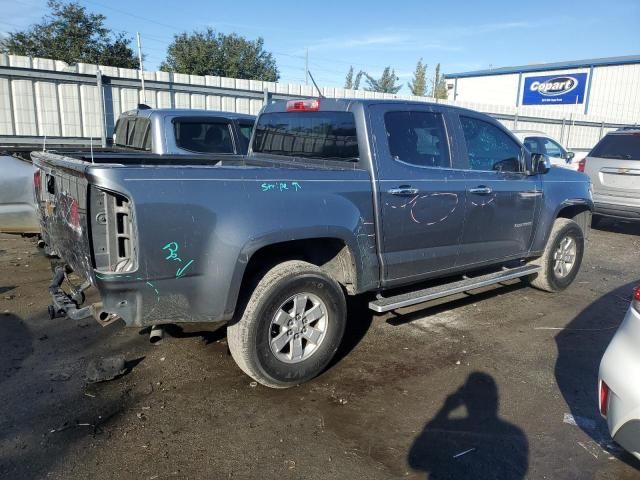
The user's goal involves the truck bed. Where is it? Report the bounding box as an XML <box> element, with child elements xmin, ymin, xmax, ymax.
<box><xmin>31</xmin><ymin>149</ymin><xmax>375</xmax><ymax>327</ymax></box>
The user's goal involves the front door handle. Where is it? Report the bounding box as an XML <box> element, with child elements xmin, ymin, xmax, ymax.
<box><xmin>468</xmin><ymin>186</ymin><xmax>492</xmax><ymax>195</ymax></box>
<box><xmin>519</xmin><ymin>189</ymin><xmax>543</xmax><ymax>198</ymax></box>
<box><xmin>388</xmin><ymin>186</ymin><xmax>419</xmax><ymax>196</ymax></box>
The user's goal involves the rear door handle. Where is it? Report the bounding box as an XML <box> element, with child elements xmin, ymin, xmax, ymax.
<box><xmin>388</xmin><ymin>186</ymin><xmax>419</xmax><ymax>196</ymax></box>
<box><xmin>468</xmin><ymin>186</ymin><xmax>492</xmax><ymax>195</ymax></box>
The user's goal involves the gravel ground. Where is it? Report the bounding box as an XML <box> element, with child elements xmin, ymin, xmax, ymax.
<box><xmin>1</xmin><ymin>219</ymin><xmax>639</xmax><ymax>480</ymax></box>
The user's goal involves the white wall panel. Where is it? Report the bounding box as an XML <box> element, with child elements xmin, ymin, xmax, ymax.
<box><xmin>235</xmin><ymin>97</ymin><xmax>250</xmax><ymax>114</ymax></box>
<box><xmin>174</xmin><ymin>92</ymin><xmax>190</xmax><ymax>108</ymax></box>
<box><xmin>11</xmin><ymin>80</ymin><xmax>37</xmax><ymax>135</ymax></box>
<box><xmin>80</xmin><ymin>84</ymin><xmax>101</xmax><ymax>138</ymax></box>
<box><xmin>190</xmin><ymin>94</ymin><xmax>205</xmax><ymax>109</ymax></box>
<box><xmin>206</xmin><ymin>95</ymin><xmax>221</xmax><ymax>111</ymax></box>
<box><xmin>0</xmin><ymin>55</ymin><xmax>635</xmax><ymax>153</ymax></box>
<box><xmin>120</xmin><ymin>88</ymin><xmax>139</xmax><ymax>112</ymax></box>
<box><xmin>156</xmin><ymin>91</ymin><xmax>172</xmax><ymax>108</ymax></box>
<box><xmin>34</xmin><ymin>81</ymin><xmax>60</xmax><ymax>136</ymax></box>
<box><xmin>57</xmin><ymin>84</ymin><xmax>82</xmax><ymax>136</ymax></box>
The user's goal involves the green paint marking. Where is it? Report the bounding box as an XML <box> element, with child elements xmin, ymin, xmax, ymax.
<box><xmin>176</xmin><ymin>259</ymin><xmax>194</xmax><ymax>278</ymax></box>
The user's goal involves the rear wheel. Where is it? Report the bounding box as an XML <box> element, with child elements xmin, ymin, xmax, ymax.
<box><xmin>227</xmin><ymin>260</ymin><xmax>347</xmax><ymax>388</ymax></box>
<box><xmin>528</xmin><ymin>218</ymin><xmax>584</xmax><ymax>292</ymax></box>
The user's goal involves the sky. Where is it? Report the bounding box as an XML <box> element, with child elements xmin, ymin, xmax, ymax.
<box><xmin>1</xmin><ymin>0</ymin><xmax>639</xmax><ymax>94</ymax></box>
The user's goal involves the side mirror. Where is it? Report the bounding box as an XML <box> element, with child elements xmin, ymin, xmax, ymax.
<box><xmin>565</xmin><ymin>151</ymin><xmax>575</xmax><ymax>161</ymax></box>
<box><xmin>531</xmin><ymin>153</ymin><xmax>551</xmax><ymax>174</ymax></box>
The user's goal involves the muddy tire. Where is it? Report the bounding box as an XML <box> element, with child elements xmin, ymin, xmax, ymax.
<box><xmin>227</xmin><ymin>260</ymin><xmax>347</xmax><ymax>388</ymax></box>
<box><xmin>528</xmin><ymin>218</ymin><xmax>584</xmax><ymax>292</ymax></box>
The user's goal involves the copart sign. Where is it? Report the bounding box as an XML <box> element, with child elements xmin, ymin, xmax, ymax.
<box><xmin>522</xmin><ymin>72</ymin><xmax>588</xmax><ymax>105</ymax></box>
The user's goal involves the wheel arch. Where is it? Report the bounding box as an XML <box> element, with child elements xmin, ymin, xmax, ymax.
<box><xmin>556</xmin><ymin>201</ymin><xmax>593</xmax><ymax>237</ymax></box>
<box><xmin>538</xmin><ymin>199</ymin><xmax>593</xmax><ymax>251</ymax></box>
<box><xmin>223</xmin><ymin>231</ymin><xmax>366</xmax><ymax>318</ymax></box>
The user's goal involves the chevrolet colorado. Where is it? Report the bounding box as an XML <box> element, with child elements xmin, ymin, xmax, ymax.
<box><xmin>33</xmin><ymin>98</ymin><xmax>593</xmax><ymax>387</ymax></box>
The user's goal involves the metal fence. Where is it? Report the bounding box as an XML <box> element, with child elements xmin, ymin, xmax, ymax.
<box><xmin>0</xmin><ymin>54</ymin><xmax>636</xmax><ymax>153</ymax></box>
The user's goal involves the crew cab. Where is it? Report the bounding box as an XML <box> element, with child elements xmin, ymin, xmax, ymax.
<box><xmin>33</xmin><ymin>98</ymin><xmax>593</xmax><ymax>388</ymax></box>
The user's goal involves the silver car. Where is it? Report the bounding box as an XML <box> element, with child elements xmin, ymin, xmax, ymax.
<box><xmin>581</xmin><ymin>130</ymin><xmax>640</xmax><ymax>224</ymax></box>
<box><xmin>599</xmin><ymin>285</ymin><xmax>640</xmax><ymax>460</ymax></box>
<box><xmin>512</xmin><ymin>130</ymin><xmax>577</xmax><ymax>170</ymax></box>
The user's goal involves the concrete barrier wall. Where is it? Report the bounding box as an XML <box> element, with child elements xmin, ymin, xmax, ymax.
<box><xmin>0</xmin><ymin>54</ymin><xmax>635</xmax><ymax>151</ymax></box>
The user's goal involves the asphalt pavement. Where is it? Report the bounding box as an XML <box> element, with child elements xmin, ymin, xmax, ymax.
<box><xmin>1</xmin><ymin>219</ymin><xmax>639</xmax><ymax>479</ymax></box>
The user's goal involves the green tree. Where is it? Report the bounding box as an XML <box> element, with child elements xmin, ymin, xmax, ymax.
<box><xmin>345</xmin><ymin>66</ymin><xmax>365</xmax><ymax>90</ymax></box>
<box><xmin>408</xmin><ymin>58</ymin><xmax>427</xmax><ymax>96</ymax></box>
<box><xmin>0</xmin><ymin>1</ymin><xmax>138</xmax><ymax>68</ymax></box>
<box><xmin>431</xmin><ymin>63</ymin><xmax>448</xmax><ymax>99</ymax></box>
<box><xmin>364</xmin><ymin>66</ymin><xmax>402</xmax><ymax>94</ymax></box>
<box><xmin>160</xmin><ymin>28</ymin><xmax>279</xmax><ymax>81</ymax></box>
<box><xmin>344</xmin><ymin>66</ymin><xmax>354</xmax><ymax>89</ymax></box>
<box><xmin>353</xmin><ymin>70</ymin><xmax>364</xmax><ymax>90</ymax></box>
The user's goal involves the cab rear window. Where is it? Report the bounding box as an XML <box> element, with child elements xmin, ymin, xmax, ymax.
<box><xmin>590</xmin><ymin>133</ymin><xmax>640</xmax><ymax>160</ymax></box>
<box><xmin>252</xmin><ymin>112</ymin><xmax>359</xmax><ymax>161</ymax></box>
<box><xmin>173</xmin><ymin>119</ymin><xmax>234</xmax><ymax>154</ymax></box>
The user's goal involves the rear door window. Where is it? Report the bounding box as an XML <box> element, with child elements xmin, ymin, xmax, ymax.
<box><xmin>252</xmin><ymin>111</ymin><xmax>359</xmax><ymax>161</ymax></box>
<box><xmin>174</xmin><ymin>119</ymin><xmax>235</xmax><ymax>154</ymax></box>
<box><xmin>384</xmin><ymin>111</ymin><xmax>450</xmax><ymax>168</ymax></box>
<box><xmin>460</xmin><ymin>116</ymin><xmax>522</xmax><ymax>172</ymax></box>
<box><xmin>591</xmin><ymin>134</ymin><xmax>640</xmax><ymax>160</ymax></box>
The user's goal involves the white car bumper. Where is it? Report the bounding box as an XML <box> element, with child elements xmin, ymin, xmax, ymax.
<box><xmin>599</xmin><ymin>303</ymin><xmax>640</xmax><ymax>460</ymax></box>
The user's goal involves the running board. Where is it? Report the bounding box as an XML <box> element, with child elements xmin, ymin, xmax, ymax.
<box><xmin>369</xmin><ymin>264</ymin><xmax>541</xmax><ymax>313</ymax></box>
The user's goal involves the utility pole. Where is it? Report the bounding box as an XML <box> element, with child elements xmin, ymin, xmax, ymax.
<box><xmin>136</xmin><ymin>32</ymin><xmax>146</xmax><ymax>104</ymax></box>
<box><xmin>305</xmin><ymin>48</ymin><xmax>309</xmax><ymax>85</ymax></box>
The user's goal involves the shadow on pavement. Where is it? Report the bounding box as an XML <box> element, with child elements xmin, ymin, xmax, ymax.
<box><xmin>555</xmin><ymin>281</ymin><xmax>640</xmax><ymax>469</ymax></box>
<box><xmin>330</xmin><ymin>296</ymin><xmax>374</xmax><ymax>367</ymax></box>
<box><xmin>0</xmin><ymin>312</ymin><xmax>146</xmax><ymax>479</ymax></box>
<box><xmin>592</xmin><ymin>218</ymin><xmax>640</xmax><ymax>236</ymax></box>
<box><xmin>152</xmin><ymin>323</ymin><xmax>227</xmax><ymax>345</ymax></box>
<box><xmin>0</xmin><ymin>285</ymin><xmax>16</xmax><ymax>295</ymax></box>
<box><xmin>408</xmin><ymin>372</ymin><xmax>528</xmax><ymax>479</ymax></box>
<box><xmin>0</xmin><ymin>313</ymin><xmax>33</xmax><ymax>386</ymax></box>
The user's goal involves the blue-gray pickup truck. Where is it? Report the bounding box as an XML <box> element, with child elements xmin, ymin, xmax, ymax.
<box><xmin>33</xmin><ymin>98</ymin><xmax>593</xmax><ymax>387</ymax></box>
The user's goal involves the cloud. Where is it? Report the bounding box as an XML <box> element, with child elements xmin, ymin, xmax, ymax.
<box><xmin>304</xmin><ymin>33</ymin><xmax>463</xmax><ymax>53</ymax></box>
<box><xmin>300</xmin><ymin>19</ymin><xmax>539</xmax><ymax>54</ymax></box>
<box><xmin>306</xmin><ymin>34</ymin><xmax>408</xmax><ymax>51</ymax></box>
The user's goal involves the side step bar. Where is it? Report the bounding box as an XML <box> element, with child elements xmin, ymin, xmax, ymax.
<box><xmin>369</xmin><ymin>264</ymin><xmax>541</xmax><ymax>313</ymax></box>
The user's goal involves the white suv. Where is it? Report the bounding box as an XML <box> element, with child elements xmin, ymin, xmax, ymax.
<box><xmin>512</xmin><ymin>130</ymin><xmax>577</xmax><ymax>170</ymax></box>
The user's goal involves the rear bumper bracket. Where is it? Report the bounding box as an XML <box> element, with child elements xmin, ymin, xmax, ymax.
<box><xmin>48</xmin><ymin>266</ymin><xmax>93</xmax><ymax>320</ymax></box>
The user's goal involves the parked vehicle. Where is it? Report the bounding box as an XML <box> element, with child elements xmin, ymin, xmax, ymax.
<box><xmin>580</xmin><ymin>129</ymin><xmax>640</xmax><ymax>224</ymax></box>
<box><xmin>599</xmin><ymin>285</ymin><xmax>640</xmax><ymax>460</ymax></box>
<box><xmin>0</xmin><ymin>108</ymin><xmax>255</xmax><ymax>236</ymax></box>
<box><xmin>33</xmin><ymin>98</ymin><xmax>593</xmax><ymax>387</ymax></box>
<box><xmin>512</xmin><ymin>130</ymin><xmax>577</xmax><ymax>170</ymax></box>
<box><xmin>113</xmin><ymin>107</ymin><xmax>255</xmax><ymax>155</ymax></box>
<box><xmin>0</xmin><ymin>152</ymin><xmax>40</xmax><ymax>234</ymax></box>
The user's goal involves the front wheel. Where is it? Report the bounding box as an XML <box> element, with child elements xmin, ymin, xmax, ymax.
<box><xmin>227</xmin><ymin>260</ymin><xmax>347</xmax><ymax>388</ymax></box>
<box><xmin>528</xmin><ymin>218</ymin><xmax>585</xmax><ymax>292</ymax></box>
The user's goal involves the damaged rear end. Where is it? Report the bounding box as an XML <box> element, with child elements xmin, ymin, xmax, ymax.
<box><xmin>33</xmin><ymin>152</ymin><xmax>135</xmax><ymax>324</ymax></box>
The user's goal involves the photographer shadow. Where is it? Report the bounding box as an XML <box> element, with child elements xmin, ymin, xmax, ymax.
<box><xmin>408</xmin><ymin>372</ymin><xmax>528</xmax><ymax>479</ymax></box>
